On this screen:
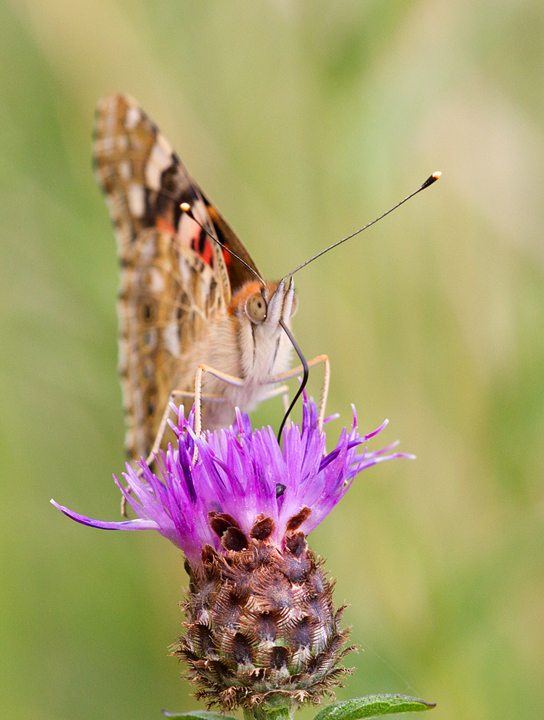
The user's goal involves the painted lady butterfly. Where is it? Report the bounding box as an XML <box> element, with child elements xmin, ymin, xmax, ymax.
<box><xmin>93</xmin><ymin>95</ymin><xmax>325</xmax><ymax>466</ymax></box>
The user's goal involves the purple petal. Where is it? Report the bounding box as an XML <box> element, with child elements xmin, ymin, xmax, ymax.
<box><xmin>52</xmin><ymin>398</ymin><xmax>413</xmax><ymax>567</ymax></box>
<box><xmin>50</xmin><ymin>500</ymin><xmax>158</xmax><ymax>531</ymax></box>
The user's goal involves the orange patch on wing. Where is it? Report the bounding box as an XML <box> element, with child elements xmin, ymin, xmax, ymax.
<box><xmin>156</xmin><ymin>216</ymin><xmax>177</xmax><ymax>236</ymax></box>
<box><xmin>202</xmin><ymin>240</ymin><xmax>213</xmax><ymax>266</ymax></box>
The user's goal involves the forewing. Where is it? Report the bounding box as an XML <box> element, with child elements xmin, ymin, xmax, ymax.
<box><xmin>93</xmin><ymin>94</ymin><xmax>260</xmax><ymax>293</ymax></box>
<box><xmin>93</xmin><ymin>94</ymin><xmax>233</xmax><ymax>460</ymax></box>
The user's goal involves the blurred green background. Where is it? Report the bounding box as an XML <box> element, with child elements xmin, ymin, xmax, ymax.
<box><xmin>2</xmin><ymin>1</ymin><xmax>543</xmax><ymax>718</ymax></box>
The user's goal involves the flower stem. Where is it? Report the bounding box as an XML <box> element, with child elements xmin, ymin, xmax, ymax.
<box><xmin>244</xmin><ymin>702</ymin><xmax>297</xmax><ymax>720</ymax></box>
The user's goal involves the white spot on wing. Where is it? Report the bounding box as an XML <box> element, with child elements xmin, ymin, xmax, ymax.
<box><xmin>103</xmin><ymin>96</ymin><xmax>117</xmax><ymax>131</ymax></box>
<box><xmin>105</xmin><ymin>192</ymin><xmax>123</xmax><ymax>222</ymax></box>
<box><xmin>94</xmin><ymin>136</ymin><xmax>114</xmax><ymax>154</ymax></box>
<box><xmin>119</xmin><ymin>161</ymin><xmax>131</xmax><ymax>180</ymax></box>
<box><xmin>177</xmin><ymin>212</ymin><xmax>203</xmax><ymax>249</ymax></box>
<box><xmin>125</xmin><ymin>105</ymin><xmax>141</xmax><ymax>130</ymax></box>
<box><xmin>117</xmin><ymin>338</ymin><xmax>128</xmax><ymax>371</ymax></box>
<box><xmin>164</xmin><ymin>323</ymin><xmax>181</xmax><ymax>357</ymax></box>
<box><xmin>157</xmin><ymin>134</ymin><xmax>172</xmax><ymax>155</ymax></box>
<box><xmin>178</xmin><ymin>254</ymin><xmax>192</xmax><ymax>286</ymax></box>
<box><xmin>127</xmin><ymin>183</ymin><xmax>145</xmax><ymax>217</ymax></box>
<box><xmin>145</xmin><ymin>140</ymin><xmax>172</xmax><ymax>190</ymax></box>
<box><xmin>149</xmin><ymin>268</ymin><xmax>165</xmax><ymax>293</ymax></box>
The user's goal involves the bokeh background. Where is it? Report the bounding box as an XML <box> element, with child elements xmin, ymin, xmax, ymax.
<box><xmin>2</xmin><ymin>1</ymin><xmax>543</xmax><ymax>719</ymax></box>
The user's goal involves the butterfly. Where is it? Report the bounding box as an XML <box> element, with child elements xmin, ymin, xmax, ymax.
<box><xmin>92</xmin><ymin>94</ymin><xmax>325</xmax><ymax>467</ymax></box>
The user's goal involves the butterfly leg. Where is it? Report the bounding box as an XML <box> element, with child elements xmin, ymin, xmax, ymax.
<box><xmin>193</xmin><ymin>364</ymin><xmax>246</xmax><ymax>437</ymax></box>
<box><xmin>192</xmin><ymin>356</ymin><xmax>329</xmax><ymax>438</ymax></box>
<box><xmin>144</xmin><ymin>390</ymin><xmax>196</xmax><ymax>469</ymax></box>
<box><xmin>270</xmin><ymin>354</ymin><xmax>330</xmax><ymax>432</ymax></box>
<box><xmin>193</xmin><ymin>364</ymin><xmax>292</xmax><ymax>432</ymax></box>
<box><xmin>191</xmin><ymin>365</ymin><xmax>293</xmax><ymax>462</ymax></box>
<box><xmin>256</xmin><ymin>383</ymin><xmax>291</xmax><ymax>403</ymax></box>
<box><xmin>121</xmin><ymin>388</ymin><xmax>227</xmax><ymax>516</ymax></box>
<box><xmin>190</xmin><ymin>364</ymin><xmax>244</xmax><ymax>463</ymax></box>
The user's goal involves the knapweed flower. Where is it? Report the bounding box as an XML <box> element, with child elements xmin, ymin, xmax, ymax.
<box><xmin>52</xmin><ymin>399</ymin><xmax>413</xmax><ymax>711</ymax></box>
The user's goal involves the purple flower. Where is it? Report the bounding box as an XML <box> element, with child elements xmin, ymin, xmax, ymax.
<box><xmin>52</xmin><ymin>399</ymin><xmax>413</xmax><ymax>569</ymax></box>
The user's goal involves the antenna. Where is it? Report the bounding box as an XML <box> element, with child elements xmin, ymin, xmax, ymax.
<box><xmin>180</xmin><ymin>203</ymin><xmax>265</xmax><ymax>284</ymax></box>
<box><xmin>283</xmin><ymin>172</ymin><xmax>441</xmax><ymax>281</ymax></box>
<box><xmin>180</xmin><ymin>170</ymin><xmax>441</xmax><ymax>441</ymax></box>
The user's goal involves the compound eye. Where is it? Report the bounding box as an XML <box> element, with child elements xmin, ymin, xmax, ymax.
<box><xmin>245</xmin><ymin>292</ymin><xmax>267</xmax><ymax>323</ymax></box>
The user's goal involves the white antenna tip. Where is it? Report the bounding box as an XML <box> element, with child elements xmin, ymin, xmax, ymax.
<box><xmin>420</xmin><ymin>171</ymin><xmax>442</xmax><ymax>190</ymax></box>
<box><xmin>180</xmin><ymin>202</ymin><xmax>191</xmax><ymax>213</ymax></box>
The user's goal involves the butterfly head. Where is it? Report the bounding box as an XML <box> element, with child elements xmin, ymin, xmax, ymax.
<box><xmin>229</xmin><ymin>277</ymin><xmax>297</xmax><ymax>381</ymax></box>
<box><xmin>231</xmin><ymin>276</ymin><xmax>296</xmax><ymax>326</ymax></box>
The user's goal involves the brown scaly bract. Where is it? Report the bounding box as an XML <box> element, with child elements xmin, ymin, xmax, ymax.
<box><xmin>174</xmin><ymin>514</ymin><xmax>354</xmax><ymax>711</ymax></box>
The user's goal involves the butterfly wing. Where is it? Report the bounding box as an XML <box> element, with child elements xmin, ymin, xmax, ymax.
<box><xmin>93</xmin><ymin>94</ymin><xmax>260</xmax><ymax>461</ymax></box>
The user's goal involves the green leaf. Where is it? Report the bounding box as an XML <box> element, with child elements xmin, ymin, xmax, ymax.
<box><xmin>312</xmin><ymin>695</ymin><xmax>436</xmax><ymax>720</ymax></box>
<box><xmin>162</xmin><ymin>711</ymin><xmax>238</xmax><ymax>720</ymax></box>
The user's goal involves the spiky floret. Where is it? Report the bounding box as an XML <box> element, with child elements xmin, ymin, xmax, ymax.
<box><xmin>52</xmin><ymin>398</ymin><xmax>413</xmax><ymax>710</ymax></box>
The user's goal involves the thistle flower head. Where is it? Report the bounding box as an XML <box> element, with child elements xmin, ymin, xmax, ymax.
<box><xmin>52</xmin><ymin>399</ymin><xmax>413</xmax><ymax>710</ymax></box>
<box><xmin>53</xmin><ymin>399</ymin><xmax>411</xmax><ymax>569</ymax></box>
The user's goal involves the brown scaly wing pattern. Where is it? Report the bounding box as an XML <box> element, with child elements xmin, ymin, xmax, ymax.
<box><xmin>93</xmin><ymin>94</ymin><xmax>259</xmax><ymax>462</ymax></box>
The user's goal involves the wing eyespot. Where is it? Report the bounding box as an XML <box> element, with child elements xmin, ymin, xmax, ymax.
<box><xmin>142</xmin><ymin>302</ymin><xmax>156</xmax><ymax>322</ymax></box>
